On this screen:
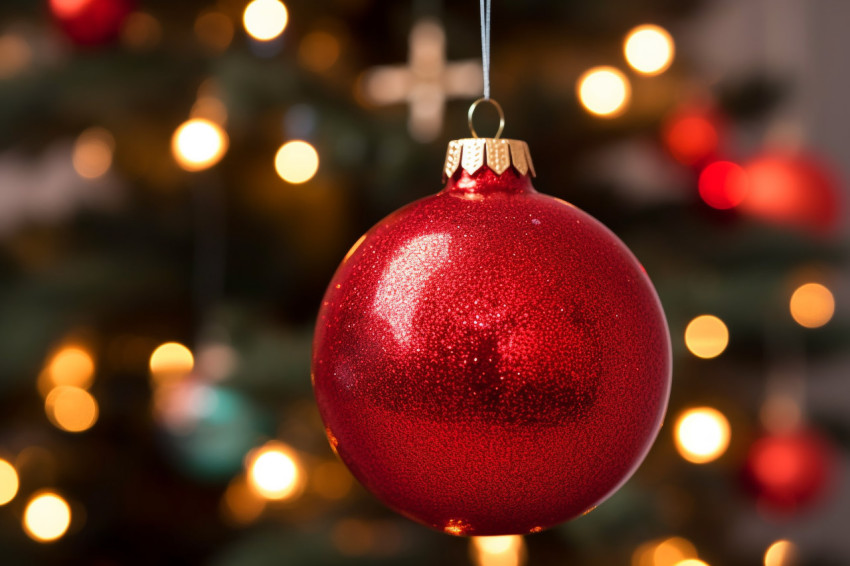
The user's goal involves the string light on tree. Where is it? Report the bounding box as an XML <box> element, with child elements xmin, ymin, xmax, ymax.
<box><xmin>0</xmin><ymin>459</ymin><xmax>19</xmax><ymax>505</ymax></box>
<box><xmin>246</xmin><ymin>441</ymin><xmax>304</xmax><ymax>501</ymax></box>
<box><xmin>698</xmin><ymin>161</ymin><xmax>749</xmax><ymax>210</ymax></box>
<box><xmin>45</xmin><ymin>386</ymin><xmax>99</xmax><ymax>433</ymax></box>
<box><xmin>632</xmin><ymin>537</ymin><xmax>699</xmax><ymax>566</ymax></box>
<box><xmin>623</xmin><ymin>24</ymin><xmax>675</xmax><ymax>76</ymax></box>
<box><xmin>23</xmin><ymin>492</ymin><xmax>72</xmax><ymax>542</ymax></box>
<box><xmin>44</xmin><ymin>346</ymin><xmax>95</xmax><ymax>391</ymax></box>
<box><xmin>764</xmin><ymin>540</ymin><xmax>797</xmax><ymax>566</ymax></box>
<box><xmin>577</xmin><ymin>66</ymin><xmax>631</xmax><ymax>117</ymax></box>
<box><xmin>684</xmin><ymin>315</ymin><xmax>729</xmax><ymax>359</ymax></box>
<box><xmin>361</xmin><ymin>18</ymin><xmax>483</xmax><ymax>142</ymax></box>
<box><xmin>149</xmin><ymin>342</ymin><xmax>194</xmax><ymax>384</ymax></box>
<box><xmin>789</xmin><ymin>283</ymin><xmax>834</xmax><ymax>328</ymax></box>
<box><xmin>73</xmin><ymin>127</ymin><xmax>115</xmax><ymax>179</ymax></box>
<box><xmin>242</xmin><ymin>0</ymin><xmax>288</xmax><ymax>42</ymax></box>
<box><xmin>470</xmin><ymin>535</ymin><xmax>527</xmax><ymax>566</ymax></box>
<box><xmin>171</xmin><ymin>118</ymin><xmax>228</xmax><ymax>172</ymax></box>
<box><xmin>275</xmin><ymin>140</ymin><xmax>319</xmax><ymax>184</ymax></box>
<box><xmin>675</xmin><ymin>407</ymin><xmax>731</xmax><ymax>464</ymax></box>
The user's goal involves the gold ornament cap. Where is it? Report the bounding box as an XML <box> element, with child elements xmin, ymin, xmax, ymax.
<box><xmin>443</xmin><ymin>98</ymin><xmax>536</xmax><ymax>180</ymax></box>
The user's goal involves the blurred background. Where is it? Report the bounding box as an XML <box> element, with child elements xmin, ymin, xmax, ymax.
<box><xmin>0</xmin><ymin>0</ymin><xmax>848</xmax><ymax>564</ymax></box>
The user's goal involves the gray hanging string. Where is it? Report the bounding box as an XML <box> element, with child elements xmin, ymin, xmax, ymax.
<box><xmin>479</xmin><ymin>0</ymin><xmax>491</xmax><ymax>100</ymax></box>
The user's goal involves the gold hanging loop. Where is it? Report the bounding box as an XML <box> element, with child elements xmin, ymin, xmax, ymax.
<box><xmin>467</xmin><ymin>97</ymin><xmax>505</xmax><ymax>139</ymax></box>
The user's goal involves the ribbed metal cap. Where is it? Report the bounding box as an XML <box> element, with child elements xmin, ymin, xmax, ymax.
<box><xmin>443</xmin><ymin>138</ymin><xmax>536</xmax><ymax>181</ymax></box>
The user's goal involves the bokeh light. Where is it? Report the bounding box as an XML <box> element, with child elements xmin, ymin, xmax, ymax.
<box><xmin>0</xmin><ymin>34</ymin><xmax>32</xmax><ymax>79</ymax></box>
<box><xmin>275</xmin><ymin>140</ymin><xmax>319</xmax><ymax>184</ymax></box>
<box><xmin>171</xmin><ymin>118</ymin><xmax>228</xmax><ymax>172</ymax></box>
<box><xmin>663</xmin><ymin>112</ymin><xmax>719</xmax><ymax>166</ymax></box>
<box><xmin>764</xmin><ymin>539</ymin><xmax>797</xmax><ymax>566</ymax></box>
<box><xmin>470</xmin><ymin>535</ymin><xmax>527</xmax><ymax>566</ymax></box>
<box><xmin>675</xmin><ymin>561</ymin><xmax>709</xmax><ymax>566</ymax></box>
<box><xmin>73</xmin><ymin>127</ymin><xmax>115</xmax><ymax>180</ymax></box>
<box><xmin>312</xmin><ymin>460</ymin><xmax>353</xmax><ymax>500</ymax></box>
<box><xmin>220</xmin><ymin>475</ymin><xmax>266</xmax><ymax>526</ymax></box>
<box><xmin>698</xmin><ymin>161</ymin><xmax>748</xmax><ymax>209</ymax></box>
<box><xmin>675</xmin><ymin>407</ymin><xmax>731</xmax><ymax>464</ymax></box>
<box><xmin>121</xmin><ymin>12</ymin><xmax>162</xmax><ymax>51</ymax></box>
<box><xmin>0</xmin><ymin>459</ymin><xmax>19</xmax><ymax>505</ymax></box>
<box><xmin>577</xmin><ymin>66</ymin><xmax>631</xmax><ymax>117</ymax></box>
<box><xmin>684</xmin><ymin>315</ymin><xmax>729</xmax><ymax>359</ymax></box>
<box><xmin>45</xmin><ymin>386</ymin><xmax>99</xmax><ymax>433</ymax></box>
<box><xmin>195</xmin><ymin>11</ymin><xmax>234</xmax><ymax>52</ymax></box>
<box><xmin>624</xmin><ymin>24</ymin><xmax>675</xmax><ymax>75</ymax></box>
<box><xmin>149</xmin><ymin>342</ymin><xmax>194</xmax><ymax>383</ymax></box>
<box><xmin>789</xmin><ymin>283</ymin><xmax>834</xmax><ymax>328</ymax></box>
<box><xmin>243</xmin><ymin>0</ymin><xmax>288</xmax><ymax>42</ymax></box>
<box><xmin>46</xmin><ymin>346</ymin><xmax>95</xmax><ymax>390</ymax></box>
<box><xmin>298</xmin><ymin>30</ymin><xmax>341</xmax><ymax>72</ymax></box>
<box><xmin>632</xmin><ymin>536</ymin><xmax>699</xmax><ymax>566</ymax></box>
<box><xmin>23</xmin><ymin>492</ymin><xmax>72</xmax><ymax>542</ymax></box>
<box><xmin>246</xmin><ymin>442</ymin><xmax>303</xmax><ymax>501</ymax></box>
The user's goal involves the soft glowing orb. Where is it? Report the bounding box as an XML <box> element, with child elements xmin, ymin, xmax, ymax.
<box><xmin>0</xmin><ymin>459</ymin><xmax>19</xmax><ymax>505</ymax></box>
<box><xmin>23</xmin><ymin>492</ymin><xmax>72</xmax><ymax>542</ymax></box>
<box><xmin>298</xmin><ymin>30</ymin><xmax>341</xmax><ymax>72</ymax></box>
<box><xmin>764</xmin><ymin>539</ymin><xmax>797</xmax><ymax>566</ymax></box>
<box><xmin>171</xmin><ymin>118</ymin><xmax>228</xmax><ymax>171</ymax></box>
<box><xmin>274</xmin><ymin>140</ymin><xmax>319</xmax><ymax>184</ymax></box>
<box><xmin>73</xmin><ymin>128</ymin><xmax>114</xmax><ymax>179</ymax></box>
<box><xmin>675</xmin><ymin>407</ymin><xmax>731</xmax><ymax>464</ymax></box>
<box><xmin>698</xmin><ymin>161</ymin><xmax>748</xmax><ymax>209</ymax></box>
<box><xmin>624</xmin><ymin>24</ymin><xmax>675</xmax><ymax>76</ymax></box>
<box><xmin>47</xmin><ymin>346</ymin><xmax>95</xmax><ymax>390</ymax></box>
<box><xmin>675</xmin><ymin>561</ymin><xmax>709</xmax><ymax>566</ymax></box>
<box><xmin>149</xmin><ymin>342</ymin><xmax>194</xmax><ymax>383</ymax></box>
<box><xmin>684</xmin><ymin>315</ymin><xmax>729</xmax><ymax>359</ymax></box>
<box><xmin>789</xmin><ymin>283</ymin><xmax>834</xmax><ymax>329</ymax></box>
<box><xmin>243</xmin><ymin>0</ymin><xmax>288</xmax><ymax>41</ymax></box>
<box><xmin>577</xmin><ymin>66</ymin><xmax>631</xmax><ymax>117</ymax></box>
<box><xmin>471</xmin><ymin>535</ymin><xmax>526</xmax><ymax>566</ymax></box>
<box><xmin>246</xmin><ymin>442</ymin><xmax>303</xmax><ymax>500</ymax></box>
<box><xmin>664</xmin><ymin>113</ymin><xmax>719</xmax><ymax>166</ymax></box>
<box><xmin>45</xmin><ymin>386</ymin><xmax>99</xmax><ymax>433</ymax></box>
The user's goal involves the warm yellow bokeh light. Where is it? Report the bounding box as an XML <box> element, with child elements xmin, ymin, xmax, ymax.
<box><xmin>220</xmin><ymin>476</ymin><xmax>266</xmax><ymax>526</ymax></box>
<box><xmin>45</xmin><ymin>386</ymin><xmax>99</xmax><ymax>433</ymax></box>
<box><xmin>171</xmin><ymin>118</ymin><xmax>228</xmax><ymax>172</ymax></box>
<box><xmin>274</xmin><ymin>140</ymin><xmax>319</xmax><ymax>184</ymax></box>
<box><xmin>684</xmin><ymin>315</ymin><xmax>729</xmax><ymax>359</ymax></box>
<box><xmin>789</xmin><ymin>283</ymin><xmax>834</xmax><ymax>329</ymax></box>
<box><xmin>243</xmin><ymin>0</ymin><xmax>288</xmax><ymax>41</ymax></box>
<box><xmin>47</xmin><ymin>346</ymin><xmax>95</xmax><ymax>390</ymax></box>
<box><xmin>149</xmin><ymin>342</ymin><xmax>194</xmax><ymax>383</ymax></box>
<box><xmin>764</xmin><ymin>539</ymin><xmax>797</xmax><ymax>566</ymax></box>
<box><xmin>675</xmin><ymin>407</ymin><xmax>731</xmax><ymax>464</ymax></box>
<box><xmin>632</xmin><ymin>536</ymin><xmax>698</xmax><ymax>566</ymax></box>
<box><xmin>23</xmin><ymin>492</ymin><xmax>72</xmax><ymax>542</ymax></box>
<box><xmin>624</xmin><ymin>24</ymin><xmax>675</xmax><ymax>75</ymax></box>
<box><xmin>0</xmin><ymin>459</ymin><xmax>19</xmax><ymax>505</ymax></box>
<box><xmin>246</xmin><ymin>442</ymin><xmax>303</xmax><ymax>501</ymax></box>
<box><xmin>577</xmin><ymin>66</ymin><xmax>631</xmax><ymax>117</ymax></box>
<box><xmin>471</xmin><ymin>535</ymin><xmax>527</xmax><ymax>566</ymax></box>
<box><xmin>675</xmin><ymin>561</ymin><xmax>709</xmax><ymax>566</ymax></box>
<box><xmin>73</xmin><ymin>127</ymin><xmax>115</xmax><ymax>180</ymax></box>
<box><xmin>298</xmin><ymin>31</ymin><xmax>341</xmax><ymax>72</ymax></box>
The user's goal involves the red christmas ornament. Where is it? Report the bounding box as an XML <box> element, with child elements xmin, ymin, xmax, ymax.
<box><xmin>738</xmin><ymin>151</ymin><xmax>841</xmax><ymax>234</ymax></box>
<box><xmin>49</xmin><ymin>0</ymin><xmax>133</xmax><ymax>47</ymax></box>
<box><xmin>743</xmin><ymin>429</ymin><xmax>835</xmax><ymax>514</ymax></box>
<box><xmin>312</xmin><ymin>131</ymin><xmax>672</xmax><ymax>535</ymax></box>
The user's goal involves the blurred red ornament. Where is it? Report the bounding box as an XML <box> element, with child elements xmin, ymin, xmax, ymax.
<box><xmin>698</xmin><ymin>161</ymin><xmax>748</xmax><ymax>210</ymax></box>
<box><xmin>743</xmin><ymin>429</ymin><xmax>835</xmax><ymax>514</ymax></box>
<box><xmin>49</xmin><ymin>0</ymin><xmax>133</xmax><ymax>46</ymax></box>
<box><xmin>312</xmin><ymin>138</ymin><xmax>671</xmax><ymax>535</ymax></box>
<box><xmin>662</xmin><ymin>105</ymin><xmax>724</xmax><ymax>166</ymax></box>
<box><xmin>738</xmin><ymin>151</ymin><xmax>841</xmax><ymax>234</ymax></box>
